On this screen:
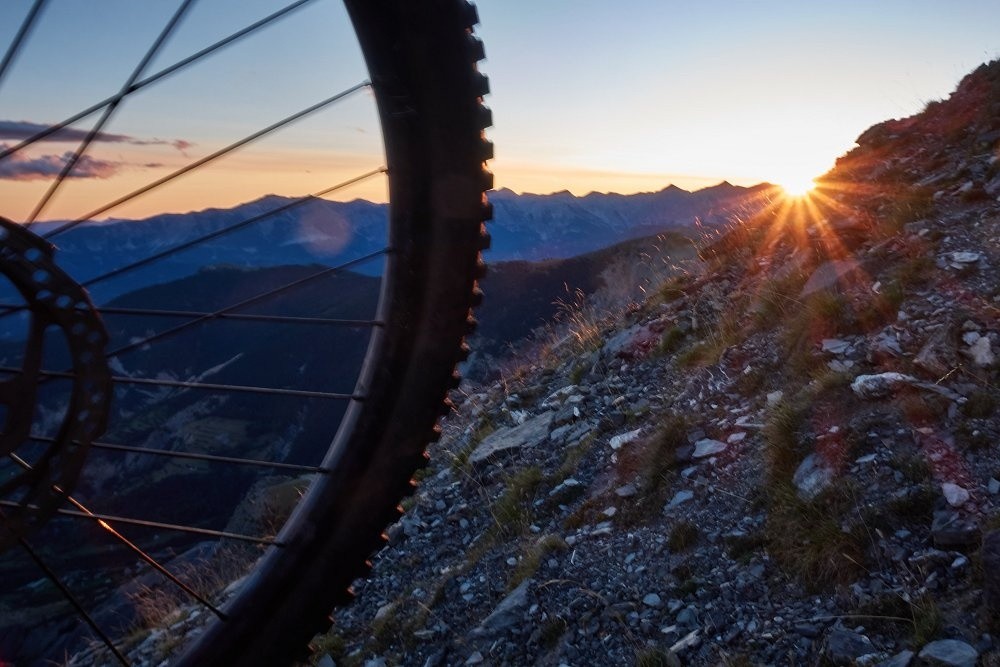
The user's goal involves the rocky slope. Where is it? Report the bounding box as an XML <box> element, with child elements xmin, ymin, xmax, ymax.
<box><xmin>311</xmin><ymin>60</ymin><xmax>1000</xmax><ymax>666</ymax></box>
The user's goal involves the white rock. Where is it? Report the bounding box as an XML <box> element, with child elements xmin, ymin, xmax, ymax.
<box><xmin>793</xmin><ymin>453</ymin><xmax>835</xmax><ymax>499</ymax></box>
<box><xmin>726</xmin><ymin>432</ymin><xmax>747</xmax><ymax>444</ymax></box>
<box><xmin>670</xmin><ymin>629</ymin><xmax>701</xmax><ymax>653</ymax></box>
<box><xmin>851</xmin><ymin>372</ymin><xmax>915</xmax><ymax>399</ymax></box>
<box><xmin>541</xmin><ymin>385</ymin><xmax>580</xmax><ymax>408</ymax></box>
<box><xmin>609</xmin><ymin>428</ymin><xmax>642</xmax><ymax>450</ymax></box>
<box><xmin>942</xmin><ymin>482</ymin><xmax>970</xmax><ymax>507</ymax></box>
<box><xmin>766</xmin><ymin>390</ymin><xmax>784</xmax><ymax>406</ymax></box>
<box><xmin>948</xmin><ymin>251</ymin><xmax>982</xmax><ymax>264</ymax></box>
<box><xmin>988</xmin><ymin>478</ymin><xmax>1000</xmax><ymax>495</ymax></box>
<box><xmin>965</xmin><ymin>336</ymin><xmax>995</xmax><ymax>367</ymax></box>
<box><xmin>692</xmin><ymin>438</ymin><xmax>727</xmax><ymax>458</ymax></box>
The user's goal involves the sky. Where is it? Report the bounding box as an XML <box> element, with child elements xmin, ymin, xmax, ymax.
<box><xmin>1</xmin><ymin>0</ymin><xmax>999</xmax><ymax>221</ymax></box>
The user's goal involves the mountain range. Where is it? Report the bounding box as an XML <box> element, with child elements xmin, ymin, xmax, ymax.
<box><xmin>32</xmin><ymin>182</ymin><xmax>773</xmax><ymax>302</ymax></box>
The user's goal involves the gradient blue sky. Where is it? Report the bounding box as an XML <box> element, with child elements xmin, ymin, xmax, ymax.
<box><xmin>475</xmin><ymin>0</ymin><xmax>1000</xmax><ymax>194</ymax></box>
<box><xmin>1</xmin><ymin>0</ymin><xmax>998</xmax><ymax>219</ymax></box>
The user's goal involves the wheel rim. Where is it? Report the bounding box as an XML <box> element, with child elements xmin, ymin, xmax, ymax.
<box><xmin>0</xmin><ymin>1</ymin><xmax>491</xmax><ymax>664</ymax></box>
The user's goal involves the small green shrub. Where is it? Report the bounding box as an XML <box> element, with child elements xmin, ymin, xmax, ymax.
<box><xmin>763</xmin><ymin>397</ymin><xmax>809</xmax><ymax>483</ymax></box>
<box><xmin>657</xmin><ymin>326</ymin><xmax>687</xmax><ymax>355</ymax></box>
<box><xmin>963</xmin><ymin>390</ymin><xmax>998</xmax><ymax>418</ymax></box>
<box><xmin>659</xmin><ymin>275</ymin><xmax>691</xmax><ymax>303</ymax></box>
<box><xmin>614</xmin><ymin>414</ymin><xmax>688</xmax><ymax>526</ymax></box>
<box><xmin>508</xmin><ymin>534</ymin><xmax>568</xmax><ymax>589</ymax></box>
<box><xmin>725</xmin><ymin>531</ymin><xmax>768</xmax><ymax>562</ymax></box>
<box><xmin>668</xmin><ymin>521</ymin><xmax>700</xmax><ymax>552</ymax></box>
<box><xmin>491</xmin><ymin>466</ymin><xmax>543</xmax><ymax>539</ymax></box>
<box><xmin>539</xmin><ymin>618</ymin><xmax>567</xmax><ymax>649</ymax></box>
<box><xmin>635</xmin><ymin>647</ymin><xmax>675</xmax><ymax>667</ymax></box>
<box><xmin>764</xmin><ymin>484</ymin><xmax>866</xmax><ymax>590</ymax></box>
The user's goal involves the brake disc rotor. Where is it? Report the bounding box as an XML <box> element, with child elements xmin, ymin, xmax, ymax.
<box><xmin>0</xmin><ymin>217</ymin><xmax>111</xmax><ymax>553</ymax></box>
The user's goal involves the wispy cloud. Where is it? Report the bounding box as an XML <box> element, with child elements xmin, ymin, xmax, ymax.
<box><xmin>0</xmin><ymin>120</ymin><xmax>193</xmax><ymax>153</ymax></box>
<box><xmin>0</xmin><ymin>143</ymin><xmax>163</xmax><ymax>181</ymax></box>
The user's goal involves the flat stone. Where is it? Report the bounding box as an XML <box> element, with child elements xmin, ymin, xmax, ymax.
<box><xmin>469</xmin><ymin>412</ymin><xmax>554</xmax><ymax>464</ymax></box>
<box><xmin>727</xmin><ymin>432</ymin><xmax>747</xmax><ymax>444</ymax></box>
<box><xmin>988</xmin><ymin>478</ymin><xmax>1000</xmax><ymax>495</ymax></box>
<box><xmin>470</xmin><ymin>579</ymin><xmax>531</xmax><ymax>638</ymax></box>
<box><xmin>642</xmin><ymin>593</ymin><xmax>662</xmax><ymax>608</ymax></box>
<box><xmin>917</xmin><ymin>639</ymin><xmax>978</xmax><ymax>667</ymax></box>
<box><xmin>822</xmin><ymin>338</ymin><xmax>852</xmax><ymax>355</ymax></box>
<box><xmin>692</xmin><ymin>438</ymin><xmax>727</xmax><ymax>458</ymax></box>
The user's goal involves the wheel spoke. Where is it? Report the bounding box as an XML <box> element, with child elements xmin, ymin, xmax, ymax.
<box><xmin>97</xmin><ymin>308</ymin><xmax>382</xmax><ymax>328</ymax></box>
<box><xmin>0</xmin><ymin>366</ymin><xmax>360</xmax><ymax>400</ymax></box>
<box><xmin>77</xmin><ymin>168</ymin><xmax>385</xmax><ymax>289</ymax></box>
<box><xmin>25</xmin><ymin>0</ymin><xmax>197</xmax><ymax>225</ymax></box>
<box><xmin>0</xmin><ymin>169</ymin><xmax>386</xmax><ymax>326</ymax></box>
<box><xmin>0</xmin><ymin>304</ymin><xmax>383</xmax><ymax>327</ymax></box>
<box><xmin>0</xmin><ymin>0</ymin><xmax>319</xmax><ymax>160</ymax></box>
<box><xmin>43</xmin><ymin>82</ymin><xmax>372</xmax><ymax>239</ymax></box>
<box><xmin>104</xmin><ymin>247</ymin><xmax>388</xmax><ymax>362</ymax></box>
<box><xmin>1</xmin><ymin>499</ymin><xmax>281</xmax><ymax>547</ymax></box>
<box><xmin>1</xmin><ymin>510</ymin><xmax>130</xmax><ymax>667</ymax></box>
<box><xmin>6</xmin><ymin>453</ymin><xmax>237</xmax><ymax>617</ymax></box>
<box><xmin>84</xmin><ymin>439</ymin><xmax>327</xmax><ymax>473</ymax></box>
<box><xmin>0</xmin><ymin>0</ymin><xmax>48</xmax><ymax>92</ymax></box>
<box><xmin>30</xmin><ymin>433</ymin><xmax>326</xmax><ymax>472</ymax></box>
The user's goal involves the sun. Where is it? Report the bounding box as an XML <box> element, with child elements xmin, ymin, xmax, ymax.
<box><xmin>779</xmin><ymin>175</ymin><xmax>817</xmax><ymax>198</ymax></box>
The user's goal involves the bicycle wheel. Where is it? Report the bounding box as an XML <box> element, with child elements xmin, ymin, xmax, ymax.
<box><xmin>0</xmin><ymin>1</ymin><xmax>491</xmax><ymax>665</ymax></box>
